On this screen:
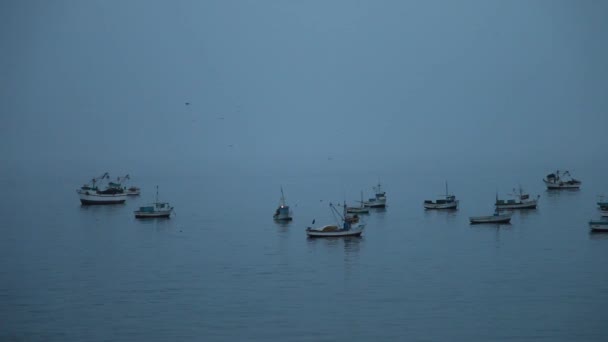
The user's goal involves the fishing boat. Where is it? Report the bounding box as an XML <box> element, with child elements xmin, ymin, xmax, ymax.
<box><xmin>543</xmin><ymin>170</ymin><xmax>581</xmax><ymax>189</ymax></box>
<box><xmin>306</xmin><ymin>202</ymin><xmax>365</xmax><ymax>237</ymax></box>
<box><xmin>114</xmin><ymin>174</ymin><xmax>140</xmax><ymax>196</ymax></box>
<box><xmin>134</xmin><ymin>186</ymin><xmax>173</xmax><ymax>218</ymax></box>
<box><xmin>77</xmin><ymin>172</ymin><xmax>127</xmax><ymax>205</ymax></box>
<box><xmin>273</xmin><ymin>186</ymin><xmax>293</xmax><ymax>221</ymax></box>
<box><xmin>126</xmin><ymin>186</ymin><xmax>141</xmax><ymax>196</ymax></box>
<box><xmin>495</xmin><ymin>186</ymin><xmax>540</xmax><ymax>210</ymax></box>
<box><xmin>424</xmin><ymin>182</ymin><xmax>458</xmax><ymax>209</ymax></box>
<box><xmin>346</xmin><ymin>192</ymin><xmax>370</xmax><ymax>214</ymax></box>
<box><xmin>469</xmin><ymin>208</ymin><xmax>512</xmax><ymax>224</ymax></box>
<box><xmin>363</xmin><ymin>182</ymin><xmax>387</xmax><ymax>208</ymax></box>
<box><xmin>589</xmin><ymin>219</ymin><xmax>608</xmax><ymax>232</ymax></box>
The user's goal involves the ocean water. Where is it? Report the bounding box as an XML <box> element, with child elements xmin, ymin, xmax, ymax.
<box><xmin>1</xmin><ymin>159</ymin><xmax>608</xmax><ymax>341</ymax></box>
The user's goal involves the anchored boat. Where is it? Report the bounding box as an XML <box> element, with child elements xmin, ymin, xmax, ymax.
<box><xmin>589</xmin><ymin>219</ymin><xmax>608</xmax><ymax>232</ymax></box>
<box><xmin>346</xmin><ymin>192</ymin><xmax>370</xmax><ymax>214</ymax></box>
<box><xmin>134</xmin><ymin>186</ymin><xmax>173</xmax><ymax>218</ymax></box>
<box><xmin>363</xmin><ymin>182</ymin><xmax>387</xmax><ymax>208</ymax></box>
<box><xmin>495</xmin><ymin>186</ymin><xmax>540</xmax><ymax>210</ymax></box>
<box><xmin>424</xmin><ymin>182</ymin><xmax>458</xmax><ymax>209</ymax></box>
<box><xmin>77</xmin><ymin>172</ymin><xmax>127</xmax><ymax>205</ymax></box>
<box><xmin>306</xmin><ymin>202</ymin><xmax>365</xmax><ymax>237</ymax></box>
<box><xmin>543</xmin><ymin>170</ymin><xmax>581</xmax><ymax>189</ymax></box>
<box><xmin>273</xmin><ymin>186</ymin><xmax>293</xmax><ymax>221</ymax></box>
<box><xmin>469</xmin><ymin>208</ymin><xmax>512</xmax><ymax>224</ymax></box>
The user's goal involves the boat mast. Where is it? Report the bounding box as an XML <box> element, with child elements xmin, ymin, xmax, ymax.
<box><xmin>280</xmin><ymin>186</ymin><xmax>286</xmax><ymax>207</ymax></box>
<box><xmin>445</xmin><ymin>181</ymin><xmax>448</xmax><ymax>198</ymax></box>
<box><xmin>156</xmin><ymin>185</ymin><xmax>159</xmax><ymax>204</ymax></box>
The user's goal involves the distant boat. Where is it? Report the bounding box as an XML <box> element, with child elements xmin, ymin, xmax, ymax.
<box><xmin>589</xmin><ymin>219</ymin><xmax>608</xmax><ymax>232</ymax></box>
<box><xmin>273</xmin><ymin>186</ymin><xmax>293</xmax><ymax>221</ymax></box>
<box><xmin>346</xmin><ymin>192</ymin><xmax>370</xmax><ymax>214</ymax></box>
<box><xmin>597</xmin><ymin>196</ymin><xmax>608</xmax><ymax>209</ymax></box>
<box><xmin>77</xmin><ymin>172</ymin><xmax>127</xmax><ymax>205</ymax></box>
<box><xmin>134</xmin><ymin>186</ymin><xmax>173</xmax><ymax>218</ymax></box>
<box><xmin>600</xmin><ymin>208</ymin><xmax>608</xmax><ymax>217</ymax></box>
<box><xmin>306</xmin><ymin>202</ymin><xmax>365</xmax><ymax>238</ymax></box>
<box><xmin>469</xmin><ymin>209</ymin><xmax>512</xmax><ymax>224</ymax></box>
<box><xmin>116</xmin><ymin>174</ymin><xmax>140</xmax><ymax>196</ymax></box>
<box><xmin>470</xmin><ymin>195</ymin><xmax>512</xmax><ymax>224</ymax></box>
<box><xmin>543</xmin><ymin>170</ymin><xmax>581</xmax><ymax>189</ymax></box>
<box><xmin>495</xmin><ymin>186</ymin><xmax>539</xmax><ymax>210</ymax></box>
<box><xmin>424</xmin><ymin>182</ymin><xmax>458</xmax><ymax>210</ymax></box>
<box><xmin>363</xmin><ymin>182</ymin><xmax>387</xmax><ymax>208</ymax></box>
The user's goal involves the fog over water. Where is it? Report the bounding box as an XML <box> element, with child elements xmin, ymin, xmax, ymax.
<box><xmin>2</xmin><ymin>1</ymin><xmax>608</xmax><ymax>341</ymax></box>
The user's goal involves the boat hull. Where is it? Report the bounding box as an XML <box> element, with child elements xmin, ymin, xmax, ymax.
<box><xmin>134</xmin><ymin>211</ymin><xmax>172</xmax><ymax>218</ymax></box>
<box><xmin>495</xmin><ymin>200</ymin><xmax>538</xmax><ymax>210</ymax></box>
<box><xmin>589</xmin><ymin>221</ymin><xmax>608</xmax><ymax>232</ymax></box>
<box><xmin>346</xmin><ymin>207</ymin><xmax>369</xmax><ymax>214</ymax></box>
<box><xmin>601</xmin><ymin>210</ymin><xmax>608</xmax><ymax>217</ymax></box>
<box><xmin>424</xmin><ymin>201</ymin><xmax>458</xmax><ymax>210</ymax></box>
<box><xmin>77</xmin><ymin>190</ymin><xmax>127</xmax><ymax>205</ymax></box>
<box><xmin>469</xmin><ymin>215</ymin><xmax>512</xmax><ymax>224</ymax></box>
<box><xmin>543</xmin><ymin>180</ymin><xmax>581</xmax><ymax>189</ymax></box>
<box><xmin>126</xmin><ymin>190</ymin><xmax>140</xmax><ymax>196</ymax></box>
<box><xmin>363</xmin><ymin>201</ymin><xmax>386</xmax><ymax>208</ymax></box>
<box><xmin>306</xmin><ymin>225</ymin><xmax>364</xmax><ymax>237</ymax></box>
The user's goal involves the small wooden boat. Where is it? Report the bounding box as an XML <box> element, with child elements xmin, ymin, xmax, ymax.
<box><xmin>273</xmin><ymin>186</ymin><xmax>293</xmax><ymax>221</ymax></box>
<box><xmin>126</xmin><ymin>186</ymin><xmax>141</xmax><ymax>196</ymax></box>
<box><xmin>495</xmin><ymin>186</ymin><xmax>539</xmax><ymax>210</ymax></box>
<box><xmin>543</xmin><ymin>170</ymin><xmax>581</xmax><ymax>189</ymax></box>
<box><xmin>470</xmin><ymin>196</ymin><xmax>512</xmax><ymax>224</ymax></box>
<box><xmin>589</xmin><ymin>219</ymin><xmax>608</xmax><ymax>232</ymax></box>
<box><xmin>134</xmin><ymin>186</ymin><xmax>173</xmax><ymax>218</ymax></box>
<box><xmin>346</xmin><ymin>192</ymin><xmax>370</xmax><ymax>214</ymax></box>
<box><xmin>424</xmin><ymin>182</ymin><xmax>458</xmax><ymax>209</ymax></box>
<box><xmin>306</xmin><ymin>202</ymin><xmax>365</xmax><ymax>237</ymax></box>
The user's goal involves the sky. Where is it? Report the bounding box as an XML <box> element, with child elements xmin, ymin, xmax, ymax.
<box><xmin>2</xmin><ymin>0</ymin><xmax>607</xmax><ymax>174</ymax></box>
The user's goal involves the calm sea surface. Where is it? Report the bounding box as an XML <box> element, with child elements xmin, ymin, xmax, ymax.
<box><xmin>1</xmin><ymin>160</ymin><xmax>608</xmax><ymax>341</ymax></box>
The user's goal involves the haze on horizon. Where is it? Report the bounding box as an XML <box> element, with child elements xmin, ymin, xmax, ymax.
<box><xmin>2</xmin><ymin>0</ymin><xmax>607</xmax><ymax>174</ymax></box>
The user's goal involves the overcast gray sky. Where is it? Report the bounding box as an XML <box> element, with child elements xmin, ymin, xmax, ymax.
<box><xmin>2</xmin><ymin>0</ymin><xmax>607</xmax><ymax>172</ymax></box>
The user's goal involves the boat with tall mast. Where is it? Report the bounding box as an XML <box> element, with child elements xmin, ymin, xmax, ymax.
<box><xmin>273</xmin><ymin>186</ymin><xmax>293</xmax><ymax>221</ymax></box>
<box><xmin>424</xmin><ymin>182</ymin><xmax>458</xmax><ymax>209</ymax></box>
<box><xmin>543</xmin><ymin>170</ymin><xmax>581</xmax><ymax>189</ymax></box>
<box><xmin>77</xmin><ymin>172</ymin><xmax>127</xmax><ymax>205</ymax></box>
<box><xmin>495</xmin><ymin>186</ymin><xmax>540</xmax><ymax>210</ymax></box>
<box><xmin>306</xmin><ymin>202</ymin><xmax>365</xmax><ymax>237</ymax></box>
<box><xmin>363</xmin><ymin>182</ymin><xmax>387</xmax><ymax>208</ymax></box>
<box><xmin>134</xmin><ymin>186</ymin><xmax>173</xmax><ymax>218</ymax></box>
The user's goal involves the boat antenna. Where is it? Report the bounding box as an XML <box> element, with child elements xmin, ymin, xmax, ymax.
<box><xmin>156</xmin><ymin>185</ymin><xmax>159</xmax><ymax>203</ymax></box>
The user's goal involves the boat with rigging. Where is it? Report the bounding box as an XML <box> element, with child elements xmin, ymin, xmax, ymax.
<box><xmin>363</xmin><ymin>182</ymin><xmax>387</xmax><ymax>208</ymax></box>
<box><xmin>495</xmin><ymin>186</ymin><xmax>540</xmax><ymax>210</ymax></box>
<box><xmin>543</xmin><ymin>170</ymin><xmax>581</xmax><ymax>189</ymax></box>
<box><xmin>116</xmin><ymin>174</ymin><xmax>140</xmax><ymax>196</ymax></box>
<box><xmin>273</xmin><ymin>186</ymin><xmax>293</xmax><ymax>221</ymax></box>
<box><xmin>424</xmin><ymin>182</ymin><xmax>458</xmax><ymax>209</ymax></box>
<box><xmin>306</xmin><ymin>202</ymin><xmax>365</xmax><ymax>237</ymax></box>
<box><xmin>77</xmin><ymin>172</ymin><xmax>127</xmax><ymax>205</ymax></box>
<box><xmin>134</xmin><ymin>186</ymin><xmax>173</xmax><ymax>218</ymax></box>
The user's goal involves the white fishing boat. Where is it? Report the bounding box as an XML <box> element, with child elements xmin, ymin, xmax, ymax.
<box><xmin>424</xmin><ymin>182</ymin><xmax>458</xmax><ymax>209</ymax></box>
<box><xmin>306</xmin><ymin>202</ymin><xmax>365</xmax><ymax>237</ymax></box>
<box><xmin>363</xmin><ymin>182</ymin><xmax>387</xmax><ymax>208</ymax></box>
<box><xmin>76</xmin><ymin>173</ymin><xmax>127</xmax><ymax>205</ymax></box>
<box><xmin>495</xmin><ymin>186</ymin><xmax>540</xmax><ymax>210</ymax></box>
<box><xmin>273</xmin><ymin>186</ymin><xmax>293</xmax><ymax>221</ymax></box>
<box><xmin>543</xmin><ymin>170</ymin><xmax>581</xmax><ymax>189</ymax></box>
<box><xmin>589</xmin><ymin>219</ymin><xmax>608</xmax><ymax>232</ymax></box>
<box><xmin>346</xmin><ymin>192</ymin><xmax>370</xmax><ymax>214</ymax></box>
<box><xmin>134</xmin><ymin>186</ymin><xmax>173</xmax><ymax>218</ymax></box>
